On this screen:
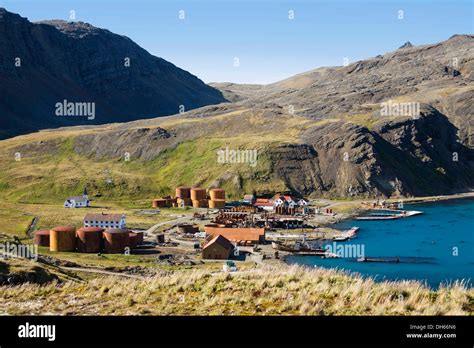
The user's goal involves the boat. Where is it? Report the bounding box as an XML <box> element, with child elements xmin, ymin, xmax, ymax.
<box><xmin>333</xmin><ymin>235</ymin><xmax>349</xmax><ymax>241</ymax></box>
<box><xmin>357</xmin><ymin>256</ymin><xmax>400</xmax><ymax>263</ymax></box>
<box><xmin>322</xmin><ymin>252</ymin><xmax>339</xmax><ymax>258</ymax></box>
<box><xmin>333</xmin><ymin>226</ymin><xmax>359</xmax><ymax>241</ymax></box>
<box><xmin>355</xmin><ymin>210</ymin><xmax>422</xmax><ymax>220</ymax></box>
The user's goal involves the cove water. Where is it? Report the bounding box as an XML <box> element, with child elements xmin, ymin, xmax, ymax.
<box><xmin>286</xmin><ymin>199</ymin><xmax>474</xmax><ymax>288</ymax></box>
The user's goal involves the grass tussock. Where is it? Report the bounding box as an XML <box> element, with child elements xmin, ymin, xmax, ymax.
<box><xmin>0</xmin><ymin>264</ymin><xmax>472</xmax><ymax>316</ymax></box>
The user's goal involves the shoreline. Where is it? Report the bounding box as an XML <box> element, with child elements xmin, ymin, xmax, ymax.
<box><xmin>317</xmin><ymin>191</ymin><xmax>474</xmax><ymax>227</ymax></box>
<box><xmin>388</xmin><ymin>191</ymin><xmax>474</xmax><ymax>204</ymax></box>
<box><xmin>275</xmin><ymin>191</ymin><xmax>474</xmax><ymax>288</ymax></box>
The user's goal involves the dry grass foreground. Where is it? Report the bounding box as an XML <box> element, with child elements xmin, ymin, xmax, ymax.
<box><xmin>1</xmin><ymin>264</ymin><xmax>472</xmax><ymax>315</ymax></box>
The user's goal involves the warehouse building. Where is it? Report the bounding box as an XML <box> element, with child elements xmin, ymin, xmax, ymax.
<box><xmin>202</xmin><ymin>235</ymin><xmax>234</xmax><ymax>260</ymax></box>
<box><xmin>204</xmin><ymin>225</ymin><xmax>265</xmax><ymax>245</ymax></box>
<box><xmin>84</xmin><ymin>213</ymin><xmax>126</xmax><ymax>229</ymax></box>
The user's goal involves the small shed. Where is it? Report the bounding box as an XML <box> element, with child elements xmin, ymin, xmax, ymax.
<box><xmin>202</xmin><ymin>235</ymin><xmax>234</xmax><ymax>260</ymax></box>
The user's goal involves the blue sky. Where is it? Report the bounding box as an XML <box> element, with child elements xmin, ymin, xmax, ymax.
<box><xmin>2</xmin><ymin>0</ymin><xmax>473</xmax><ymax>84</ymax></box>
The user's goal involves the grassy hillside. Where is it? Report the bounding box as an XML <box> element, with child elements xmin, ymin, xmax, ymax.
<box><xmin>0</xmin><ymin>264</ymin><xmax>472</xmax><ymax>315</ymax></box>
<box><xmin>0</xmin><ymin>110</ymin><xmax>305</xmax><ymax>205</ymax></box>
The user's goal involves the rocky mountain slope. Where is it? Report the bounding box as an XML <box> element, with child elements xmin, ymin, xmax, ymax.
<box><xmin>0</xmin><ymin>8</ymin><xmax>226</xmax><ymax>140</ymax></box>
<box><xmin>0</xmin><ymin>33</ymin><xmax>473</xmax><ymax>200</ymax></box>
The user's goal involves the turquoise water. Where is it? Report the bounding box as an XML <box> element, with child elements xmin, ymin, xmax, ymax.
<box><xmin>286</xmin><ymin>199</ymin><xmax>474</xmax><ymax>288</ymax></box>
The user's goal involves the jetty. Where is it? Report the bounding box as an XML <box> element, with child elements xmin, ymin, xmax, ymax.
<box><xmin>357</xmin><ymin>256</ymin><xmax>400</xmax><ymax>263</ymax></box>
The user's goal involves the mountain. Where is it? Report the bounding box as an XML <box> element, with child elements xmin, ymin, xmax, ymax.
<box><xmin>0</xmin><ymin>35</ymin><xmax>473</xmax><ymax>201</ymax></box>
<box><xmin>0</xmin><ymin>8</ymin><xmax>226</xmax><ymax>139</ymax></box>
<box><xmin>398</xmin><ymin>41</ymin><xmax>413</xmax><ymax>49</ymax></box>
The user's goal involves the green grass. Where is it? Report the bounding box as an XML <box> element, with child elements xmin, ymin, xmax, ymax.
<box><xmin>0</xmin><ymin>134</ymin><xmax>282</xmax><ymax>204</ymax></box>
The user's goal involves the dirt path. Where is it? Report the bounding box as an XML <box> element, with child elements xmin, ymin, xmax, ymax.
<box><xmin>145</xmin><ymin>215</ymin><xmax>193</xmax><ymax>236</ymax></box>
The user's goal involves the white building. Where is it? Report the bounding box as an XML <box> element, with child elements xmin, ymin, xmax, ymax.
<box><xmin>273</xmin><ymin>195</ymin><xmax>295</xmax><ymax>207</ymax></box>
<box><xmin>84</xmin><ymin>213</ymin><xmax>126</xmax><ymax>229</ymax></box>
<box><xmin>64</xmin><ymin>188</ymin><xmax>90</xmax><ymax>208</ymax></box>
<box><xmin>297</xmin><ymin>199</ymin><xmax>309</xmax><ymax>206</ymax></box>
<box><xmin>242</xmin><ymin>194</ymin><xmax>256</xmax><ymax>205</ymax></box>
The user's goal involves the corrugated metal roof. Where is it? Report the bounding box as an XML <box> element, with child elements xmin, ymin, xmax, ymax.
<box><xmin>204</xmin><ymin>234</ymin><xmax>234</xmax><ymax>250</ymax></box>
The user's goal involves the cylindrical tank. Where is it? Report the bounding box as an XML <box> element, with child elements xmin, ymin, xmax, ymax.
<box><xmin>176</xmin><ymin>187</ymin><xmax>191</xmax><ymax>199</ymax></box>
<box><xmin>34</xmin><ymin>230</ymin><xmax>50</xmax><ymax>247</ymax></box>
<box><xmin>209</xmin><ymin>188</ymin><xmax>225</xmax><ymax>200</ymax></box>
<box><xmin>129</xmin><ymin>232</ymin><xmax>140</xmax><ymax>249</ymax></box>
<box><xmin>166</xmin><ymin>198</ymin><xmax>177</xmax><ymax>207</ymax></box>
<box><xmin>76</xmin><ymin>227</ymin><xmax>104</xmax><ymax>253</ymax></box>
<box><xmin>50</xmin><ymin>226</ymin><xmax>76</xmax><ymax>252</ymax></box>
<box><xmin>209</xmin><ymin>199</ymin><xmax>226</xmax><ymax>209</ymax></box>
<box><xmin>152</xmin><ymin>199</ymin><xmax>167</xmax><ymax>208</ymax></box>
<box><xmin>177</xmin><ymin>224</ymin><xmax>195</xmax><ymax>234</ymax></box>
<box><xmin>135</xmin><ymin>231</ymin><xmax>144</xmax><ymax>243</ymax></box>
<box><xmin>156</xmin><ymin>234</ymin><xmax>165</xmax><ymax>243</ymax></box>
<box><xmin>177</xmin><ymin>198</ymin><xmax>192</xmax><ymax>207</ymax></box>
<box><xmin>192</xmin><ymin>199</ymin><xmax>208</xmax><ymax>208</ymax></box>
<box><xmin>190</xmin><ymin>188</ymin><xmax>207</xmax><ymax>201</ymax></box>
<box><xmin>103</xmin><ymin>229</ymin><xmax>130</xmax><ymax>254</ymax></box>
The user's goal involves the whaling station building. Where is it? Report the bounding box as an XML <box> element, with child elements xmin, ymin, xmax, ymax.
<box><xmin>202</xmin><ymin>235</ymin><xmax>235</xmax><ymax>260</ymax></box>
<box><xmin>84</xmin><ymin>213</ymin><xmax>126</xmax><ymax>229</ymax></box>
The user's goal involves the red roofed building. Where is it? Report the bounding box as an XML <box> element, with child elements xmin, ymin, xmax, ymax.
<box><xmin>254</xmin><ymin>198</ymin><xmax>274</xmax><ymax>211</ymax></box>
<box><xmin>204</xmin><ymin>225</ymin><xmax>266</xmax><ymax>245</ymax></box>
<box><xmin>202</xmin><ymin>235</ymin><xmax>234</xmax><ymax>260</ymax></box>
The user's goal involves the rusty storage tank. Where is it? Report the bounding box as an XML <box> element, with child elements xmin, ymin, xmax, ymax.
<box><xmin>50</xmin><ymin>226</ymin><xmax>76</xmax><ymax>252</ymax></box>
<box><xmin>177</xmin><ymin>198</ymin><xmax>192</xmax><ymax>206</ymax></box>
<box><xmin>176</xmin><ymin>187</ymin><xmax>191</xmax><ymax>199</ymax></box>
<box><xmin>209</xmin><ymin>199</ymin><xmax>226</xmax><ymax>209</ymax></box>
<box><xmin>166</xmin><ymin>197</ymin><xmax>177</xmax><ymax>207</ymax></box>
<box><xmin>135</xmin><ymin>231</ymin><xmax>144</xmax><ymax>243</ymax></box>
<box><xmin>34</xmin><ymin>230</ymin><xmax>50</xmax><ymax>247</ymax></box>
<box><xmin>190</xmin><ymin>188</ymin><xmax>207</xmax><ymax>201</ymax></box>
<box><xmin>156</xmin><ymin>234</ymin><xmax>165</xmax><ymax>243</ymax></box>
<box><xmin>192</xmin><ymin>199</ymin><xmax>208</xmax><ymax>208</ymax></box>
<box><xmin>103</xmin><ymin>229</ymin><xmax>130</xmax><ymax>254</ymax></box>
<box><xmin>76</xmin><ymin>227</ymin><xmax>104</xmax><ymax>253</ymax></box>
<box><xmin>152</xmin><ymin>199</ymin><xmax>167</xmax><ymax>208</ymax></box>
<box><xmin>129</xmin><ymin>232</ymin><xmax>140</xmax><ymax>249</ymax></box>
<box><xmin>177</xmin><ymin>224</ymin><xmax>195</xmax><ymax>234</ymax></box>
<box><xmin>209</xmin><ymin>188</ymin><xmax>225</xmax><ymax>200</ymax></box>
